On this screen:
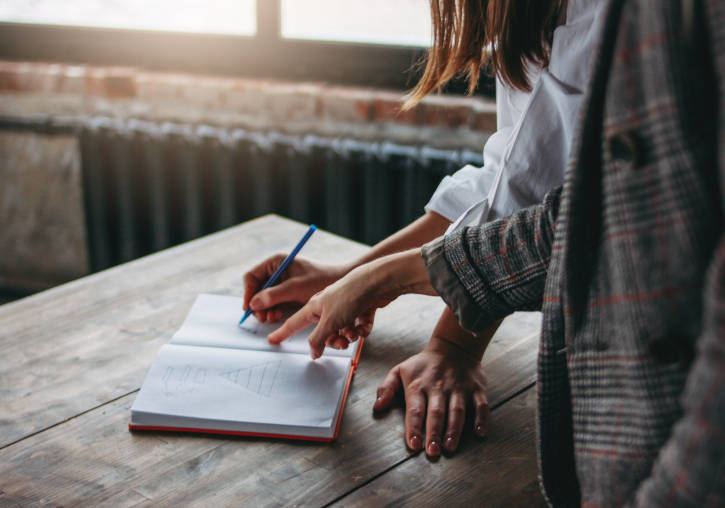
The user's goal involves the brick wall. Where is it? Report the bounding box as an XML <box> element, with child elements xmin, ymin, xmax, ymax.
<box><xmin>0</xmin><ymin>61</ymin><xmax>496</xmax><ymax>148</ymax></box>
<box><xmin>0</xmin><ymin>60</ymin><xmax>496</xmax><ymax>298</ymax></box>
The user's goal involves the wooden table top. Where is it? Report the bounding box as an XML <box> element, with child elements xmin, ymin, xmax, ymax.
<box><xmin>0</xmin><ymin>215</ymin><xmax>546</xmax><ymax>507</ymax></box>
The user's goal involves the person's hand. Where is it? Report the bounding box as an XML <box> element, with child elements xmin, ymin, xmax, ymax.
<box><xmin>267</xmin><ymin>249</ymin><xmax>436</xmax><ymax>358</ymax></box>
<box><xmin>373</xmin><ymin>336</ymin><xmax>489</xmax><ymax>457</ymax></box>
<box><xmin>267</xmin><ymin>263</ymin><xmax>398</xmax><ymax>357</ymax></box>
<box><xmin>243</xmin><ymin>255</ymin><xmax>349</xmax><ymax>323</ymax></box>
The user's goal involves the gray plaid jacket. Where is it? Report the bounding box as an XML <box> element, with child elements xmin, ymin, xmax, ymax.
<box><xmin>422</xmin><ymin>0</ymin><xmax>725</xmax><ymax>506</ymax></box>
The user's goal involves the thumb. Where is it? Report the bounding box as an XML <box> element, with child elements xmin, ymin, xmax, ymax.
<box><xmin>374</xmin><ymin>365</ymin><xmax>401</xmax><ymax>412</ymax></box>
<box><xmin>250</xmin><ymin>280</ymin><xmax>300</xmax><ymax>311</ymax></box>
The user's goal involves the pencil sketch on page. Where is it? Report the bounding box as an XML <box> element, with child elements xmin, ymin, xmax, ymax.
<box><xmin>162</xmin><ymin>365</ymin><xmax>207</xmax><ymax>397</ymax></box>
<box><xmin>218</xmin><ymin>360</ymin><xmax>281</xmax><ymax>398</ymax></box>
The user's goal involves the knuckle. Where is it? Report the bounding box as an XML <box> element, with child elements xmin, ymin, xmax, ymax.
<box><xmin>476</xmin><ymin>400</ymin><xmax>489</xmax><ymax>411</ymax></box>
<box><xmin>449</xmin><ymin>405</ymin><xmax>465</xmax><ymax>416</ymax></box>
<box><xmin>407</xmin><ymin>380</ymin><xmax>423</xmax><ymax>392</ymax></box>
<box><xmin>428</xmin><ymin>407</ymin><xmax>445</xmax><ymax>419</ymax></box>
<box><xmin>407</xmin><ymin>406</ymin><xmax>425</xmax><ymax>419</ymax></box>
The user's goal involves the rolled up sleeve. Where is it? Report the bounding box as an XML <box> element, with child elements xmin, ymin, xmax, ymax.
<box><xmin>422</xmin><ymin>187</ymin><xmax>562</xmax><ymax>333</ymax></box>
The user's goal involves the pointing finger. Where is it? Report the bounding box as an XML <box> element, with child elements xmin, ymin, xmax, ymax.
<box><xmin>267</xmin><ymin>304</ymin><xmax>318</xmax><ymax>344</ymax></box>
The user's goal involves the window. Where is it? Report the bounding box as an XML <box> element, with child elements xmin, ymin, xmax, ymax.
<box><xmin>0</xmin><ymin>1</ymin><xmax>488</xmax><ymax>94</ymax></box>
<box><xmin>281</xmin><ymin>0</ymin><xmax>430</xmax><ymax>47</ymax></box>
<box><xmin>0</xmin><ymin>0</ymin><xmax>257</xmax><ymax>35</ymax></box>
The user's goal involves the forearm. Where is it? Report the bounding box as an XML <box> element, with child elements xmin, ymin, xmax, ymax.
<box><xmin>363</xmin><ymin>248</ymin><xmax>438</xmax><ymax>301</ymax></box>
<box><xmin>422</xmin><ymin>187</ymin><xmax>561</xmax><ymax>333</ymax></box>
<box><xmin>347</xmin><ymin>211</ymin><xmax>450</xmax><ymax>271</ymax></box>
<box><xmin>427</xmin><ymin>307</ymin><xmax>500</xmax><ymax>362</ymax></box>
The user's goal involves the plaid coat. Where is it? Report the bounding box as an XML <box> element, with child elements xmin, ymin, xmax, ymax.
<box><xmin>422</xmin><ymin>0</ymin><xmax>725</xmax><ymax>506</ymax></box>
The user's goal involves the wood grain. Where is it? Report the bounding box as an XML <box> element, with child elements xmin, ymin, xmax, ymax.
<box><xmin>0</xmin><ymin>215</ymin><xmax>543</xmax><ymax>506</ymax></box>
<box><xmin>0</xmin><ymin>216</ymin><xmax>365</xmax><ymax>447</ymax></box>
<box><xmin>330</xmin><ymin>388</ymin><xmax>546</xmax><ymax>508</ymax></box>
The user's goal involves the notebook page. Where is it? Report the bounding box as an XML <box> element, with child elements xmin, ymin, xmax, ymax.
<box><xmin>170</xmin><ymin>294</ymin><xmax>359</xmax><ymax>359</ymax></box>
<box><xmin>131</xmin><ymin>344</ymin><xmax>350</xmax><ymax>438</ymax></box>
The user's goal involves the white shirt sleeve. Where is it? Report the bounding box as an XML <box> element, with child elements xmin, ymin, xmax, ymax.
<box><xmin>423</xmin><ymin>124</ymin><xmax>513</xmax><ymax>222</ymax></box>
<box><xmin>424</xmin><ymin>0</ymin><xmax>605</xmax><ymax>230</ymax></box>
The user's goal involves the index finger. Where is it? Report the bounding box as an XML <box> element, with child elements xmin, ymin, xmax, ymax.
<box><xmin>267</xmin><ymin>303</ymin><xmax>318</xmax><ymax>345</ymax></box>
<box><xmin>243</xmin><ymin>271</ymin><xmax>262</xmax><ymax>311</ymax></box>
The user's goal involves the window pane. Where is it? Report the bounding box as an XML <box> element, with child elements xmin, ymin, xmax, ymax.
<box><xmin>281</xmin><ymin>0</ymin><xmax>431</xmax><ymax>47</ymax></box>
<box><xmin>0</xmin><ymin>0</ymin><xmax>256</xmax><ymax>35</ymax></box>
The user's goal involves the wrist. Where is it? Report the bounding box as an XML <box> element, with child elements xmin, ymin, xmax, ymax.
<box><xmin>425</xmin><ymin>335</ymin><xmax>485</xmax><ymax>363</ymax></box>
<box><xmin>376</xmin><ymin>249</ymin><xmax>435</xmax><ymax>297</ymax></box>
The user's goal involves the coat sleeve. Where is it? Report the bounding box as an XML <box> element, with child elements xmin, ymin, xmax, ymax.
<box><xmin>421</xmin><ymin>187</ymin><xmax>561</xmax><ymax>333</ymax></box>
<box><xmin>631</xmin><ymin>1</ymin><xmax>725</xmax><ymax>505</ymax></box>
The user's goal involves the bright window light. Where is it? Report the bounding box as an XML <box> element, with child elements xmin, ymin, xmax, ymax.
<box><xmin>0</xmin><ymin>0</ymin><xmax>256</xmax><ymax>35</ymax></box>
<box><xmin>281</xmin><ymin>0</ymin><xmax>431</xmax><ymax>47</ymax></box>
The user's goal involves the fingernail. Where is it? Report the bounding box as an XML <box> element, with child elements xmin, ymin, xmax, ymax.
<box><xmin>475</xmin><ymin>424</ymin><xmax>485</xmax><ymax>436</ymax></box>
<box><xmin>409</xmin><ymin>434</ymin><xmax>422</xmax><ymax>450</ymax></box>
<box><xmin>428</xmin><ymin>439</ymin><xmax>440</xmax><ymax>456</ymax></box>
<box><xmin>445</xmin><ymin>436</ymin><xmax>457</xmax><ymax>451</ymax></box>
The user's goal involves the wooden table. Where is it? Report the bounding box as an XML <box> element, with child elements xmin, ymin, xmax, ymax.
<box><xmin>0</xmin><ymin>215</ymin><xmax>546</xmax><ymax>507</ymax></box>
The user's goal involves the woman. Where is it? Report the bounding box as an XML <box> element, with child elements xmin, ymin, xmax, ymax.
<box><xmin>269</xmin><ymin>1</ymin><xmax>725</xmax><ymax>505</ymax></box>
<box><xmin>245</xmin><ymin>0</ymin><xmax>604</xmax><ymax>457</ymax></box>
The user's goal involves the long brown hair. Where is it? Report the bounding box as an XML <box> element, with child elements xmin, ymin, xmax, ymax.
<box><xmin>405</xmin><ymin>0</ymin><xmax>563</xmax><ymax>108</ymax></box>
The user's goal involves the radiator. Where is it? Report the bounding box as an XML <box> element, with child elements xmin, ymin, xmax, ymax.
<box><xmin>2</xmin><ymin>115</ymin><xmax>483</xmax><ymax>272</ymax></box>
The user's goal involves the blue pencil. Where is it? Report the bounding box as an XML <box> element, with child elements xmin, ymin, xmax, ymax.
<box><xmin>239</xmin><ymin>224</ymin><xmax>317</xmax><ymax>326</ymax></box>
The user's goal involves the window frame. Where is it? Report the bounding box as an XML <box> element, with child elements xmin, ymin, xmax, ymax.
<box><xmin>0</xmin><ymin>0</ymin><xmax>436</xmax><ymax>90</ymax></box>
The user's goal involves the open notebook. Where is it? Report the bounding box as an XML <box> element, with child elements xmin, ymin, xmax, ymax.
<box><xmin>129</xmin><ymin>293</ymin><xmax>363</xmax><ymax>441</ymax></box>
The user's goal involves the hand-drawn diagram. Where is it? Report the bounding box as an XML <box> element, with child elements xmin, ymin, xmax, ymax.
<box><xmin>162</xmin><ymin>365</ymin><xmax>207</xmax><ymax>397</ymax></box>
<box><xmin>218</xmin><ymin>360</ymin><xmax>281</xmax><ymax>397</ymax></box>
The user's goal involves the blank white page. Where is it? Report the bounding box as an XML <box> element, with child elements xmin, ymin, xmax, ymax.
<box><xmin>130</xmin><ymin>344</ymin><xmax>351</xmax><ymax>438</ymax></box>
<box><xmin>170</xmin><ymin>294</ymin><xmax>359</xmax><ymax>359</ymax></box>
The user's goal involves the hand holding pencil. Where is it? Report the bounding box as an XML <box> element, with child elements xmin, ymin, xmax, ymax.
<box><xmin>240</xmin><ymin>225</ymin><xmax>318</xmax><ymax>326</ymax></box>
<box><xmin>242</xmin><ymin>230</ymin><xmax>349</xmax><ymax>324</ymax></box>
<box><xmin>268</xmin><ymin>247</ymin><xmax>438</xmax><ymax>359</ymax></box>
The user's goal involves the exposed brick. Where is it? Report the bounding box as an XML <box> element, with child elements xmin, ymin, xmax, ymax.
<box><xmin>136</xmin><ymin>72</ymin><xmax>189</xmax><ymax>101</ymax></box>
<box><xmin>0</xmin><ymin>62</ymin><xmax>20</xmax><ymax>91</ymax></box>
<box><xmin>421</xmin><ymin>96</ymin><xmax>476</xmax><ymax>128</ymax></box>
<box><xmin>264</xmin><ymin>84</ymin><xmax>320</xmax><ymax>121</ymax></box>
<box><xmin>103</xmin><ymin>68</ymin><xmax>137</xmax><ymax>99</ymax></box>
<box><xmin>224</xmin><ymin>79</ymin><xmax>273</xmax><ymax>116</ymax></box>
<box><xmin>319</xmin><ymin>86</ymin><xmax>372</xmax><ymax>123</ymax></box>
<box><xmin>15</xmin><ymin>62</ymin><xmax>60</xmax><ymax>93</ymax></box>
<box><xmin>0</xmin><ymin>60</ymin><xmax>495</xmax><ymax>136</ymax></box>
<box><xmin>372</xmin><ymin>91</ymin><xmax>418</xmax><ymax>124</ymax></box>
<box><xmin>85</xmin><ymin>67</ymin><xmax>107</xmax><ymax>97</ymax></box>
<box><xmin>56</xmin><ymin>66</ymin><xmax>87</xmax><ymax>94</ymax></box>
<box><xmin>473</xmin><ymin>101</ymin><xmax>497</xmax><ymax>132</ymax></box>
<box><xmin>182</xmin><ymin>75</ymin><xmax>232</xmax><ymax>106</ymax></box>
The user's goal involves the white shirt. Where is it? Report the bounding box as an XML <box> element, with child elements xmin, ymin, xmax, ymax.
<box><xmin>425</xmin><ymin>0</ymin><xmax>605</xmax><ymax>232</ymax></box>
